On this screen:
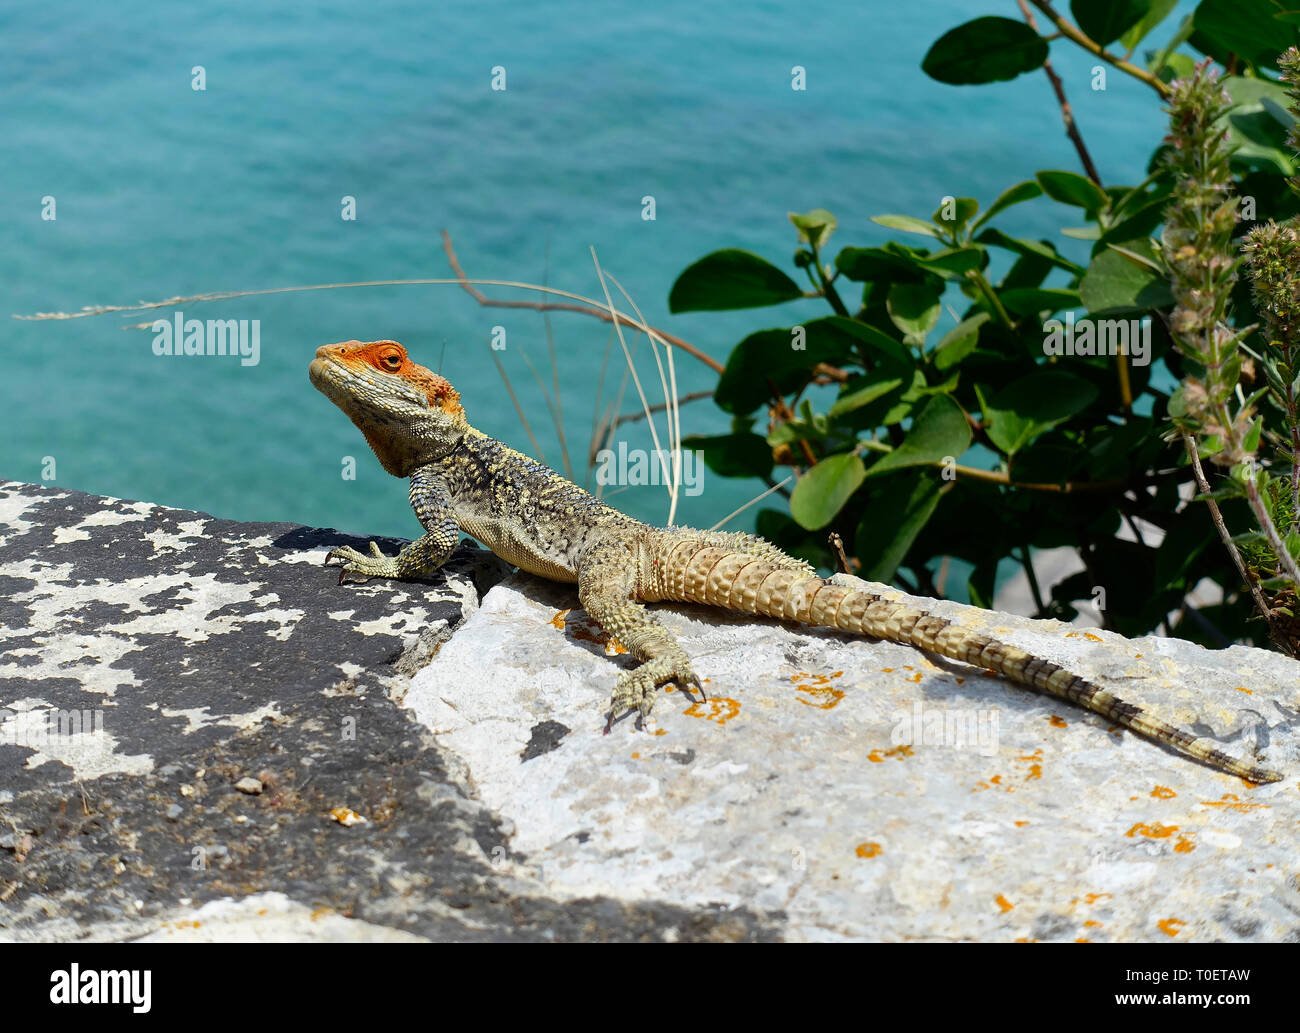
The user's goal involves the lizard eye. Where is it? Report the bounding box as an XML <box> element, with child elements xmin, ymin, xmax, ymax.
<box><xmin>378</xmin><ymin>351</ymin><xmax>402</xmax><ymax>371</ymax></box>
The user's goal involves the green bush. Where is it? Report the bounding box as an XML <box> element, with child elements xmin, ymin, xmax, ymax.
<box><xmin>672</xmin><ymin>0</ymin><xmax>1300</xmax><ymax>651</ymax></box>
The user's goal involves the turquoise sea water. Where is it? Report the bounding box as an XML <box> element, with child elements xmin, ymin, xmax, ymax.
<box><xmin>3</xmin><ymin>0</ymin><xmax>1178</xmax><ymax>543</ymax></box>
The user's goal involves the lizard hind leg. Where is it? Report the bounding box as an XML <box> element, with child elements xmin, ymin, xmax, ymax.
<box><xmin>576</xmin><ymin>546</ymin><xmax>703</xmax><ymax>730</ymax></box>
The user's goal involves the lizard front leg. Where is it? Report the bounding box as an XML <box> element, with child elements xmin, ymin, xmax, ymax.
<box><xmin>577</xmin><ymin>543</ymin><xmax>703</xmax><ymax>729</ymax></box>
<box><xmin>326</xmin><ymin>465</ymin><xmax>458</xmax><ymax>582</ymax></box>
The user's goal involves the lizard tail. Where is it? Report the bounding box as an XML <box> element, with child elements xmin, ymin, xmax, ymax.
<box><xmin>654</xmin><ymin>540</ymin><xmax>1281</xmax><ymax>783</ymax></box>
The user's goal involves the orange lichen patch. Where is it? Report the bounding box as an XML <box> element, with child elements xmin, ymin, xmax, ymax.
<box><xmin>995</xmin><ymin>894</ymin><xmax>1015</xmax><ymax>913</ymax></box>
<box><xmin>1075</xmin><ymin>938</ymin><xmax>1091</xmax><ymax>943</ymax></box>
<box><xmin>685</xmin><ymin>697</ymin><xmax>741</xmax><ymax>725</ymax></box>
<box><xmin>1157</xmin><ymin>918</ymin><xmax>1185</xmax><ymax>938</ymax></box>
<box><xmin>1014</xmin><ymin>937</ymin><xmax>1037</xmax><ymax>943</ymax></box>
<box><xmin>867</xmin><ymin>744</ymin><xmax>914</xmax><ymax>763</ymax></box>
<box><xmin>550</xmin><ymin>608</ymin><xmax>627</xmax><ymax>655</ymax></box>
<box><xmin>855</xmin><ymin>842</ymin><xmax>882</xmax><ymax>859</ymax></box>
<box><xmin>791</xmin><ymin>671</ymin><xmax>846</xmax><ymax>710</ymax></box>
<box><xmin>1151</xmin><ymin>785</ymin><xmax>1176</xmax><ymax>800</ymax></box>
<box><xmin>1173</xmin><ymin>837</ymin><xmax>1195</xmax><ymax>853</ymax></box>
<box><xmin>1134</xmin><ymin>653</ymin><xmax>1142</xmax><ymax>659</ymax></box>
<box><xmin>311</xmin><ymin>907</ymin><xmax>334</xmax><ymax>921</ymax></box>
<box><xmin>1234</xmin><ymin>686</ymin><xmax>1253</xmax><ymax>694</ymax></box>
<box><xmin>1083</xmin><ymin>920</ymin><xmax>1102</xmax><ymax>928</ymax></box>
<box><xmin>1048</xmin><ymin>715</ymin><xmax>1067</xmax><ymax>728</ymax></box>
<box><xmin>905</xmin><ymin>671</ymin><xmax>923</xmax><ymax>683</ymax></box>
<box><xmin>1126</xmin><ymin>822</ymin><xmax>1178</xmax><ymax>839</ymax></box>
<box><xmin>880</xmin><ymin>667</ymin><xmax>894</xmax><ymax>673</ymax></box>
<box><xmin>329</xmin><ymin>807</ymin><xmax>366</xmax><ymax>827</ymax></box>
<box><xmin>652</xmin><ymin>728</ymin><xmax>667</xmax><ymax>736</ymax></box>
<box><xmin>1200</xmin><ymin>793</ymin><xmax>1269</xmax><ymax>812</ymax></box>
<box><xmin>975</xmin><ymin>751</ymin><xmax>1041</xmax><ymax>792</ymax></box>
<box><xmin>1014</xmin><ymin>820</ymin><xmax>1030</xmax><ymax>827</ymax></box>
<box><xmin>1064</xmin><ymin>631</ymin><xmax>1103</xmax><ymax>642</ymax></box>
<box><xmin>1083</xmin><ymin>893</ymin><xmax>1111</xmax><ymax>905</ymax></box>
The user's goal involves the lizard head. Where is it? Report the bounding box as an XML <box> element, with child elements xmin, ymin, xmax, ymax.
<box><xmin>309</xmin><ymin>340</ymin><xmax>468</xmax><ymax>476</ymax></box>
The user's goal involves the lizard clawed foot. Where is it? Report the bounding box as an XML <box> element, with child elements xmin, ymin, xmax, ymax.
<box><xmin>603</xmin><ymin>655</ymin><xmax>704</xmax><ymax>733</ymax></box>
<box><xmin>324</xmin><ymin>542</ymin><xmax>400</xmax><ymax>584</ymax></box>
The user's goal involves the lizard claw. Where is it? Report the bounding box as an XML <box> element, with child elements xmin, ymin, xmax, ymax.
<box><xmin>605</xmin><ymin>655</ymin><xmax>703</xmax><ymax>731</ymax></box>
<box><xmin>325</xmin><ymin>543</ymin><xmax>398</xmax><ymax>583</ymax></box>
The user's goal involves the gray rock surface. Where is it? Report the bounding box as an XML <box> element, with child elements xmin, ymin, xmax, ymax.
<box><xmin>4</xmin><ymin>479</ymin><xmax>1297</xmax><ymax>942</ymax></box>
<box><xmin>405</xmin><ymin>571</ymin><xmax>1300</xmax><ymax>942</ymax></box>
<box><xmin>0</xmin><ymin>481</ymin><xmax>777</xmax><ymax>942</ymax></box>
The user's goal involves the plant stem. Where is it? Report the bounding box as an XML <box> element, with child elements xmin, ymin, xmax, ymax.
<box><xmin>1016</xmin><ymin>0</ymin><xmax>1104</xmax><ymax>185</ymax></box>
<box><xmin>1027</xmin><ymin>0</ymin><xmax>1171</xmax><ymax>98</ymax></box>
<box><xmin>1180</xmin><ymin>431</ymin><xmax>1278</xmax><ymax>630</ymax></box>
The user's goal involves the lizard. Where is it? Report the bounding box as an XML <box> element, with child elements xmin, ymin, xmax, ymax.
<box><xmin>309</xmin><ymin>338</ymin><xmax>1283</xmax><ymax>784</ymax></box>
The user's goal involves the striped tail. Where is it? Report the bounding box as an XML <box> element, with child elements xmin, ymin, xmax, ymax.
<box><xmin>652</xmin><ymin>540</ymin><xmax>1281</xmax><ymax>784</ymax></box>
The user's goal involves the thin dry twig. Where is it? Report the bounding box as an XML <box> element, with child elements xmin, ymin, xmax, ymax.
<box><xmin>708</xmin><ymin>476</ymin><xmax>795</xmax><ymax>532</ymax></box>
<box><xmin>440</xmin><ymin>231</ymin><xmax>722</xmax><ymax>373</ymax></box>
<box><xmin>1181</xmin><ymin>430</ymin><xmax>1278</xmax><ymax>633</ymax></box>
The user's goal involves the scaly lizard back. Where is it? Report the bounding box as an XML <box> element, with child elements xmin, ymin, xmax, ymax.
<box><xmin>310</xmin><ymin>340</ymin><xmax>1283</xmax><ymax>784</ymax></box>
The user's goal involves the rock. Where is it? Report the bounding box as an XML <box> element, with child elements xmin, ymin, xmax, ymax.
<box><xmin>234</xmin><ymin>778</ymin><xmax>263</xmax><ymax>796</ymax></box>
<box><xmin>405</xmin><ymin>570</ymin><xmax>1300</xmax><ymax>942</ymax></box>
<box><xmin>8</xmin><ymin>478</ymin><xmax>1296</xmax><ymax>942</ymax></box>
<box><xmin>0</xmin><ymin>482</ymin><xmax>774</xmax><ymax>943</ymax></box>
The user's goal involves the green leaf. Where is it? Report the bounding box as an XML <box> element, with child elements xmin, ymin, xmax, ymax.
<box><xmin>981</xmin><ymin>371</ymin><xmax>1099</xmax><ymax>455</ymax></box>
<box><xmin>681</xmin><ymin>433</ymin><xmax>774</xmax><ymax>480</ymax></box>
<box><xmin>887</xmin><ymin>282</ymin><xmax>942</xmax><ymax>343</ymax></box>
<box><xmin>714</xmin><ymin>317</ymin><xmax>864</xmax><ymax>414</ymax></box>
<box><xmin>669</xmin><ymin>249</ymin><xmax>804</xmax><ymax>313</ymax></box>
<box><xmin>921</xmin><ymin>16</ymin><xmax>1049</xmax><ymax>85</ymax></box>
<box><xmin>834</xmin><ymin>244</ymin><xmax>931</xmax><ymax>283</ymax></box>
<box><xmin>1035</xmin><ymin>169</ymin><xmax>1110</xmax><ymax>213</ymax></box>
<box><xmin>931</xmin><ymin>197</ymin><xmax>979</xmax><ymax>233</ymax></box>
<box><xmin>1099</xmin><ymin>194</ymin><xmax>1170</xmax><ymax>245</ymax></box>
<box><xmin>1221</xmin><ymin>76</ymin><xmax>1297</xmax><ymax>176</ymax></box>
<box><xmin>1078</xmin><ymin>245</ymin><xmax>1174</xmax><ymax>313</ymax></box>
<box><xmin>970</xmin><ymin>180</ymin><xmax>1044</xmax><ymax>233</ymax></box>
<box><xmin>914</xmin><ymin>246</ymin><xmax>986</xmax><ymax>279</ymax></box>
<box><xmin>1072</xmin><ymin>0</ymin><xmax>1152</xmax><ymax>46</ymax></box>
<box><xmin>974</xmin><ymin>227</ymin><xmax>1086</xmax><ymax>274</ymax></box>
<box><xmin>789</xmin><ymin>208</ymin><xmax>838</xmax><ymax>250</ymax></box>
<box><xmin>999</xmin><ymin>288</ymin><xmax>1081</xmax><ymax>317</ymax></box>
<box><xmin>1148</xmin><ymin>12</ymin><xmax>1195</xmax><ymax>77</ymax></box>
<box><xmin>1193</xmin><ymin>0</ymin><xmax>1300</xmax><ymax>69</ymax></box>
<box><xmin>790</xmin><ymin>452</ymin><xmax>866</xmax><ymax>530</ymax></box>
<box><xmin>1120</xmin><ymin>0</ymin><xmax>1177</xmax><ymax>50</ymax></box>
<box><xmin>871</xmin><ymin>214</ymin><xmax>942</xmax><ymax>239</ymax></box>
<box><xmin>830</xmin><ymin>371</ymin><xmax>910</xmax><ymax>417</ymax></box>
<box><xmin>855</xmin><ymin>471</ymin><xmax>945</xmax><ymax>581</ymax></box>
<box><xmin>866</xmin><ymin>394</ymin><xmax>972</xmax><ymax>477</ymax></box>
<box><xmin>933</xmin><ymin>312</ymin><xmax>990</xmax><ymax>371</ymax></box>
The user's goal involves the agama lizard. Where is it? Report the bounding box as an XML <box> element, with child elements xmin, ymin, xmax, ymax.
<box><xmin>310</xmin><ymin>339</ymin><xmax>1282</xmax><ymax>783</ymax></box>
